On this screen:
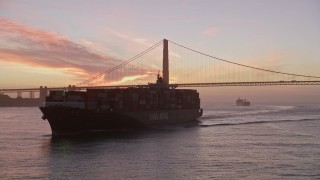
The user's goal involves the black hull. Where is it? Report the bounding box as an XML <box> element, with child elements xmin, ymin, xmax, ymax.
<box><xmin>40</xmin><ymin>107</ymin><xmax>203</xmax><ymax>136</ymax></box>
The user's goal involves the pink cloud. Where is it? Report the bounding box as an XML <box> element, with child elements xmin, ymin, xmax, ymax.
<box><xmin>201</xmin><ymin>27</ymin><xmax>219</xmax><ymax>37</ymax></box>
<box><xmin>265</xmin><ymin>52</ymin><xmax>287</xmax><ymax>63</ymax></box>
<box><xmin>0</xmin><ymin>17</ymin><xmax>124</xmax><ymax>83</ymax></box>
<box><xmin>106</xmin><ymin>28</ymin><xmax>153</xmax><ymax>47</ymax></box>
<box><xmin>0</xmin><ymin>17</ymin><xmax>162</xmax><ymax>86</ymax></box>
<box><xmin>0</xmin><ymin>18</ymin><xmax>160</xmax><ymax>85</ymax></box>
<box><xmin>239</xmin><ymin>51</ymin><xmax>289</xmax><ymax>73</ymax></box>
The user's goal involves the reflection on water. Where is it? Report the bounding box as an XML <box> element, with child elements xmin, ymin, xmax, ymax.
<box><xmin>42</xmin><ymin>129</ymin><xmax>202</xmax><ymax>179</ymax></box>
<box><xmin>1</xmin><ymin>106</ymin><xmax>320</xmax><ymax>179</ymax></box>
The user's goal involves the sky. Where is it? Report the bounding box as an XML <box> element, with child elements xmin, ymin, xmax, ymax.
<box><xmin>0</xmin><ymin>0</ymin><xmax>319</xmax><ymax>103</ymax></box>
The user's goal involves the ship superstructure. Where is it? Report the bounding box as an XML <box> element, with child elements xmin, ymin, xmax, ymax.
<box><xmin>236</xmin><ymin>98</ymin><xmax>251</xmax><ymax>106</ymax></box>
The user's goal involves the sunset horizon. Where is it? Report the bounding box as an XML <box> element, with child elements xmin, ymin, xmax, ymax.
<box><xmin>1</xmin><ymin>0</ymin><xmax>320</xmax><ymax>117</ymax></box>
<box><xmin>1</xmin><ymin>1</ymin><xmax>320</xmax><ymax>179</ymax></box>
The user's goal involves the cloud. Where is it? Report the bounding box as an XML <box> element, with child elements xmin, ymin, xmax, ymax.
<box><xmin>106</xmin><ymin>28</ymin><xmax>152</xmax><ymax>47</ymax></box>
<box><xmin>109</xmin><ymin>74</ymin><xmax>149</xmax><ymax>85</ymax></box>
<box><xmin>201</xmin><ymin>27</ymin><xmax>219</xmax><ymax>37</ymax></box>
<box><xmin>265</xmin><ymin>52</ymin><xmax>287</xmax><ymax>63</ymax></box>
<box><xmin>0</xmin><ymin>17</ymin><xmax>122</xmax><ymax>83</ymax></box>
<box><xmin>241</xmin><ymin>51</ymin><xmax>288</xmax><ymax>71</ymax></box>
<box><xmin>0</xmin><ymin>18</ymin><xmax>170</xmax><ymax>86</ymax></box>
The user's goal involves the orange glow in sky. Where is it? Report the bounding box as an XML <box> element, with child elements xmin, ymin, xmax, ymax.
<box><xmin>0</xmin><ymin>1</ymin><xmax>319</xmax><ymax>103</ymax></box>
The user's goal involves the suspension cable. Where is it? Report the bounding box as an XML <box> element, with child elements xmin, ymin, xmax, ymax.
<box><xmin>76</xmin><ymin>40</ymin><xmax>163</xmax><ymax>86</ymax></box>
<box><xmin>169</xmin><ymin>40</ymin><xmax>320</xmax><ymax>79</ymax></box>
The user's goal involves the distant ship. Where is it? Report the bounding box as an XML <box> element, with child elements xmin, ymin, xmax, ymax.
<box><xmin>236</xmin><ymin>98</ymin><xmax>250</xmax><ymax>106</ymax></box>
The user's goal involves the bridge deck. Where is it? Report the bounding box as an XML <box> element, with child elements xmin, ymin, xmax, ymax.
<box><xmin>1</xmin><ymin>81</ymin><xmax>320</xmax><ymax>93</ymax></box>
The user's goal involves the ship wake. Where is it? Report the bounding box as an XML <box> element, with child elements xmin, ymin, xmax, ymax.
<box><xmin>200</xmin><ymin>118</ymin><xmax>320</xmax><ymax>128</ymax></box>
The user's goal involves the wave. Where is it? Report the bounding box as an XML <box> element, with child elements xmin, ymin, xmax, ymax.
<box><xmin>202</xmin><ymin>106</ymin><xmax>295</xmax><ymax>120</ymax></box>
<box><xmin>200</xmin><ymin>118</ymin><xmax>320</xmax><ymax>128</ymax></box>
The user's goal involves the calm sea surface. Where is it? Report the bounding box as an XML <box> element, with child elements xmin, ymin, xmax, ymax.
<box><xmin>1</xmin><ymin>105</ymin><xmax>320</xmax><ymax>179</ymax></box>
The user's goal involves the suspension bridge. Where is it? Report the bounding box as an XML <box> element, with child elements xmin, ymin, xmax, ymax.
<box><xmin>1</xmin><ymin>39</ymin><xmax>320</xmax><ymax>99</ymax></box>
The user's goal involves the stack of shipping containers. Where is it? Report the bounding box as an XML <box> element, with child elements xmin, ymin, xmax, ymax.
<box><xmin>47</xmin><ymin>88</ymin><xmax>200</xmax><ymax>111</ymax></box>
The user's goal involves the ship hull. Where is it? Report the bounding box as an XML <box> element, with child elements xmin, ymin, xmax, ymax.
<box><xmin>40</xmin><ymin>107</ymin><xmax>202</xmax><ymax>136</ymax></box>
<box><xmin>236</xmin><ymin>103</ymin><xmax>250</xmax><ymax>106</ymax></box>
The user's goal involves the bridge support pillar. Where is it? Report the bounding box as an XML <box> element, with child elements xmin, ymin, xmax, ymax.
<box><xmin>29</xmin><ymin>91</ymin><xmax>34</xmax><ymax>99</ymax></box>
<box><xmin>163</xmin><ymin>39</ymin><xmax>169</xmax><ymax>84</ymax></box>
<box><xmin>17</xmin><ymin>91</ymin><xmax>22</xmax><ymax>98</ymax></box>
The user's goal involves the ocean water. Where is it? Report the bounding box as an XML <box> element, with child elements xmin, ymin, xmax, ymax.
<box><xmin>0</xmin><ymin>105</ymin><xmax>320</xmax><ymax>179</ymax></box>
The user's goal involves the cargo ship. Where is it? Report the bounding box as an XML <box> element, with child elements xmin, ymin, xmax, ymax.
<box><xmin>40</xmin><ymin>74</ymin><xmax>202</xmax><ymax>135</ymax></box>
<box><xmin>39</xmin><ymin>39</ymin><xmax>203</xmax><ymax>136</ymax></box>
<box><xmin>236</xmin><ymin>98</ymin><xmax>250</xmax><ymax>106</ymax></box>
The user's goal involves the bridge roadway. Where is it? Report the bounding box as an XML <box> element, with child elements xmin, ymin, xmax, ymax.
<box><xmin>1</xmin><ymin>80</ymin><xmax>320</xmax><ymax>93</ymax></box>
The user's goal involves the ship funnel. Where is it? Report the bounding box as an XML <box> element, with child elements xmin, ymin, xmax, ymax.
<box><xmin>163</xmin><ymin>39</ymin><xmax>169</xmax><ymax>84</ymax></box>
